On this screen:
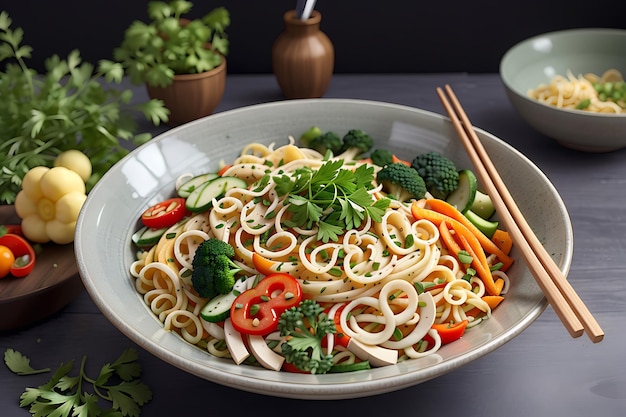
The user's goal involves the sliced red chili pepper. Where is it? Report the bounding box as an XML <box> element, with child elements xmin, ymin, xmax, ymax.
<box><xmin>430</xmin><ymin>320</ymin><xmax>469</xmax><ymax>345</ymax></box>
<box><xmin>0</xmin><ymin>233</ymin><xmax>36</xmax><ymax>278</ymax></box>
<box><xmin>230</xmin><ymin>273</ymin><xmax>303</xmax><ymax>336</ymax></box>
<box><xmin>141</xmin><ymin>198</ymin><xmax>189</xmax><ymax>229</ymax></box>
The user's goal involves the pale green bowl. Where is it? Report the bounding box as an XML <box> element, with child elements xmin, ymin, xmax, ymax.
<box><xmin>500</xmin><ymin>28</ymin><xmax>626</xmax><ymax>152</ymax></box>
<box><xmin>75</xmin><ymin>99</ymin><xmax>573</xmax><ymax>399</ymax></box>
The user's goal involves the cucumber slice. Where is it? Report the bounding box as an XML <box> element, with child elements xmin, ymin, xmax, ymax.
<box><xmin>200</xmin><ymin>291</ymin><xmax>239</xmax><ymax>322</ymax></box>
<box><xmin>131</xmin><ymin>226</ymin><xmax>167</xmax><ymax>248</ymax></box>
<box><xmin>446</xmin><ymin>169</ymin><xmax>477</xmax><ymax>213</ymax></box>
<box><xmin>185</xmin><ymin>176</ymin><xmax>247</xmax><ymax>212</ymax></box>
<box><xmin>177</xmin><ymin>173</ymin><xmax>218</xmax><ymax>198</ymax></box>
<box><xmin>329</xmin><ymin>361</ymin><xmax>371</xmax><ymax>373</ymax></box>
<box><xmin>465</xmin><ymin>209</ymin><xmax>499</xmax><ymax>238</ymax></box>
<box><xmin>469</xmin><ymin>190</ymin><xmax>496</xmax><ymax>219</ymax></box>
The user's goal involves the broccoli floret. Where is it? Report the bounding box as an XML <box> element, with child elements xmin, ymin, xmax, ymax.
<box><xmin>278</xmin><ymin>299</ymin><xmax>336</xmax><ymax>374</ymax></box>
<box><xmin>376</xmin><ymin>162</ymin><xmax>427</xmax><ymax>202</ymax></box>
<box><xmin>411</xmin><ymin>152</ymin><xmax>459</xmax><ymax>199</ymax></box>
<box><xmin>299</xmin><ymin>126</ymin><xmax>323</xmax><ymax>144</ymax></box>
<box><xmin>335</xmin><ymin>129</ymin><xmax>374</xmax><ymax>160</ymax></box>
<box><xmin>369</xmin><ymin>149</ymin><xmax>394</xmax><ymax>167</ymax></box>
<box><xmin>191</xmin><ymin>238</ymin><xmax>241</xmax><ymax>298</ymax></box>
<box><xmin>300</xmin><ymin>126</ymin><xmax>343</xmax><ymax>156</ymax></box>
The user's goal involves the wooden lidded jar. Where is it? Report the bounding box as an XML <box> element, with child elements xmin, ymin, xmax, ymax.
<box><xmin>272</xmin><ymin>10</ymin><xmax>334</xmax><ymax>99</ymax></box>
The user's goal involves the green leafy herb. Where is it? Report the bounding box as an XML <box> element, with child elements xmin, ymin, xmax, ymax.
<box><xmin>0</xmin><ymin>12</ymin><xmax>169</xmax><ymax>204</ymax></box>
<box><xmin>277</xmin><ymin>159</ymin><xmax>390</xmax><ymax>243</ymax></box>
<box><xmin>4</xmin><ymin>348</ymin><xmax>152</xmax><ymax>417</ymax></box>
<box><xmin>110</xmin><ymin>1</ymin><xmax>230</xmax><ymax>88</ymax></box>
<box><xmin>4</xmin><ymin>349</ymin><xmax>51</xmax><ymax>375</ymax></box>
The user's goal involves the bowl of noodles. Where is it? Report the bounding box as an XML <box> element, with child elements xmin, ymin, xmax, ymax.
<box><xmin>500</xmin><ymin>28</ymin><xmax>626</xmax><ymax>152</ymax></box>
<box><xmin>75</xmin><ymin>99</ymin><xmax>573</xmax><ymax>400</ymax></box>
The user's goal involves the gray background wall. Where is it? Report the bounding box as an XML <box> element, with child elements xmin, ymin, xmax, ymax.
<box><xmin>2</xmin><ymin>0</ymin><xmax>625</xmax><ymax>74</ymax></box>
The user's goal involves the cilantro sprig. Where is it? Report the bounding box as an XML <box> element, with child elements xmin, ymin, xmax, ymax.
<box><xmin>275</xmin><ymin>160</ymin><xmax>390</xmax><ymax>242</ymax></box>
<box><xmin>4</xmin><ymin>348</ymin><xmax>152</xmax><ymax>417</ymax></box>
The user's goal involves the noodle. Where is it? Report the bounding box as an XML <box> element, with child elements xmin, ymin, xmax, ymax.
<box><xmin>130</xmin><ymin>138</ymin><xmax>510</xmax><ymax>372</ymax></box>
<box><xmin>528</xmin><ymin>69</ymin><xmax>626</xmax><ymax>114</ymax></box>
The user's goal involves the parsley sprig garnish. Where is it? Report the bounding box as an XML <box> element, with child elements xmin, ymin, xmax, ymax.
<box><xmin>4</xmin><ymin>348</ymin><xmax>152</xmax><ymax>417</ymax></box>
<box><xmin>274</xmin><ymin>159</ymin><xmax>390</xmax><ymax>242</ymax></box>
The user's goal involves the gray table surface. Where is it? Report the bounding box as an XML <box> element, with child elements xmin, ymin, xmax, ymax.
<box><xmin>2</xmin><ymin>73</ymin><xmax>625</xmax><ymax>416</ymax></box>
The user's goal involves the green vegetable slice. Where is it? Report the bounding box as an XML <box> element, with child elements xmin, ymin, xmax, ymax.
<box><xmin>177</xmin><ymin>173</ymin><xmax>218</xmax><ymax>198</ymax></box>
<box><xmin>464</xmin><ymin>209</ymin><xmax>499</xmax><ymax>238</ymax></box>
<box><xmin>469</xmin><ymin>190</ymin><xmax>496</xmax><ymax>219</ymax></box>
<box><xmin>132</xmin><ymin>226</ymin><xmax>167</xmax><ymax>248</ymax></box>
<box><xmin>185</xmin><ymin>176</ymin><xmax>247</xmax><ymax>212</ymax></box>
<box><xmin>446</xmin><ymin>169</ymin><xmax>477</xmax><ymax>213</ymax></box>
<box><xmin>201</xmin><ymin>291</ymin><xmax>239</xmax><ymax>322</ymax></box>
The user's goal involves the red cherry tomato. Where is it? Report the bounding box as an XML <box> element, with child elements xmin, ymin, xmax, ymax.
<box><xmin>141</xmin><ymin>198</ymin><xmax>189</xmax><ymax>229</ymax></box>
<box><xmin>0</xmin><ymin>233</ymin><xmax>36</xmax><ymax>278</ymax></box>
<box><xmin>230</xmin><ymin>273</ymin><xmax>303</xmax><ymax>336</ymax></box>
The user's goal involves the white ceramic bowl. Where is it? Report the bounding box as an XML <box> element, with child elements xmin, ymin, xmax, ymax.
<box><xmin>500</xmin><ymin>28</ymin><xmax>626</xmax><ymax>152</ymax></box>
<box><xmin>75</xmin><ymin>99</ymin><xmax>573</xmax><ymax>400</ymax></box>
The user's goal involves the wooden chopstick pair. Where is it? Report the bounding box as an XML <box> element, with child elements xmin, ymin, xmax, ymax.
<box><xmin>436</xmin><ymin>84</ymin><xmax>604</xmax><ymax>343</ymax></box>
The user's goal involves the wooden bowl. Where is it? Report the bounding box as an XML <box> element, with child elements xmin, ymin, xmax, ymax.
<box><xmin>0</xmin><ymin>205</ymin><xmax>83</xmax><ymax>331</ymax></box>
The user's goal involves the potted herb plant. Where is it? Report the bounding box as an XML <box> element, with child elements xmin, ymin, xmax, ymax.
<box><xmin>0</xmin><ymin>12</ymin><xmax>168</xmax><ymax>205</ymax></box>
<box><xmin>110</xmin><ymin>1</ymin><xmax>230</xmax><ymax>125</ymax></box>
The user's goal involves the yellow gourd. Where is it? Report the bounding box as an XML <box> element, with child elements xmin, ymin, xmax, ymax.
<box><xmin>54</xmin><ymin>149</ymin><xmax>93</xmax><ymax>182</ymax></box>
<box><xmin>15</xmin><ymin>166</ymin><xmax>87</xmax><ymax>244</ymax></box>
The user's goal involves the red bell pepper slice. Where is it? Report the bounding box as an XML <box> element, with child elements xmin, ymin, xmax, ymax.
<box><xmin>141</xmin><ymin>198</ymin><xmax>189</xmax><ymax>229</ymax></box>
<box><xmin>430</xmin><ymin>320</ymin><xmax>469</xmax><ymax>345</ymax></box>
<box><xmin>0</xmin><ymin>233</ymin><xmax>36</xmax><ymax>278</ymax></box>
<box><xmin>230</xmin><ymin>273</ymin><xmax>302</xmax><ymax>336</ymax></box>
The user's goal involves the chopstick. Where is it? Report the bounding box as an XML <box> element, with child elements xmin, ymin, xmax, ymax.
<box><xmin>436</xmin><ymin>84</ymin><xmax>604</xmax><ymax>343</ymax></box>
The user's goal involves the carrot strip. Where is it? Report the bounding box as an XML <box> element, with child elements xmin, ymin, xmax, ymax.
<box><xmin>392</xmin><ymin>155</ymin><xmax>411</xmax><ymax>166</ymax></box>
<box><xmin>251</xmin><ymin>252</ymin><xmax>278</xmax><ymax>276</ymax></box>
<box><xmin>466</xmin><ymin>295</ymin><xmax>505</xmax><ymax>318</ymax></box>
<box><xmin>493</xmin><ymin>278</ymin><xmax>505</xmax><ymax>294</ymax></box>
<box><xmin>438</xmin><ymin>221</ymin><xmax>464</xmax><ymax>264</ymax></box>
<box><xmin>217</xmin><ymin>164</ymin><xmax>233</xmax><ymax>176</ymax></box>
<box><xmin>416</xmin><ymin>204</ymin><xmax>501</xmax><ymax>295</ymax></box>
<box><xmin>415</xmin><ymin>199</ymin><xmax>514</xmax><ymax>271</ymax></box>
<box><xmin>491</xmin><ymin>229</ymin><xmax>513</xmax><ymax>256</ymax></box>
<box><xmin>482</xmin><ymin>295</ymin><xmax>505</xmax><ymax>310</ymax></box>
<box><xmin>456</xmin><ymin>233</ymin><xmax>501</xmax><ymax>296</ymax></box>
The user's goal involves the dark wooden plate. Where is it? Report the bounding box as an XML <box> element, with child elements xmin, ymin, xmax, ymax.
<box><xmin>0</xmin><ymin>205</ymin><xmax>83</xmax><ymax>331</ymax></box>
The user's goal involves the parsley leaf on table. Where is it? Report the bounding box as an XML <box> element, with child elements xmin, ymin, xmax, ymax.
<box><xmin>3</xmin><ymin>349</ymin><xmax>51</xmax><ymax>375</ymax></box>
<box><xmin>4</xmin><ymin>348</ymin><xmax>152</xmax><ymax>417</ymax></box>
